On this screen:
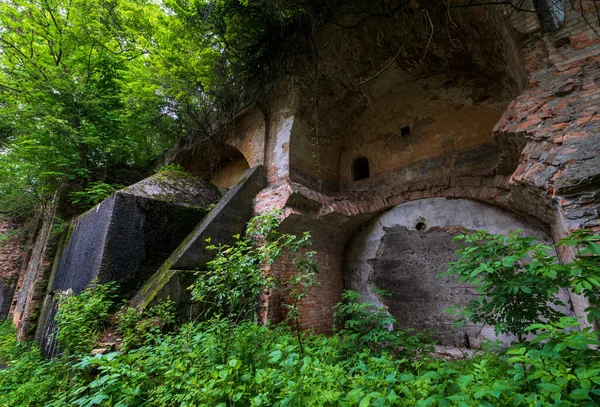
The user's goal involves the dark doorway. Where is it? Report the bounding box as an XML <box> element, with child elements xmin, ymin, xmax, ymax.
<box><xmin>352</xmin><ymin>156</ymin><xmax>370</xmax><ymax>181</ymax></box>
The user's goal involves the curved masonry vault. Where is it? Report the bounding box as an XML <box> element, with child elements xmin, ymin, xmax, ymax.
<box><xmin>344</xmin><ymin>198</ymin><xmax>566</xmax><ymax>347</ymax></box>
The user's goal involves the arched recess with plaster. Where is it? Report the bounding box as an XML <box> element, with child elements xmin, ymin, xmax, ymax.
<box><xmin>210</xmin><ymin>145</ymin><xmax>251</xmax><ymax>189</ymax></box>
<box><xmin>343</xmin><ymin>197</ymin><xmax>566</xmax><ymax>347</ymax></box>
<box><xmin>166</xmin><ymin>104</ymin><xmax>266</xmax><ymax>182</ymax></box>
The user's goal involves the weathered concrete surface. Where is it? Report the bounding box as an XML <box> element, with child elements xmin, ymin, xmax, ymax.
<box><xmin>130</xmin><ymin>165</ymin><xmax>266</xmax><ymax>311</ymax></box>
<box><xmin>36</xmin><ymin>170</ymin><xmax>219</xmax><ymax>355</ymax></box>
<box><xmin>46</xmin><ymin>171</ymin><xmax>218</xmax><ymax>294</ymax></box>
<box><xmin>174</xmin><ymin>166</ymin><xmax>266</xmax><ymax>269</ymax></box>
<box><xmin>344</xmin><ymin>198</ymin><xmax>558</xmax><ymax>347</ymax></box>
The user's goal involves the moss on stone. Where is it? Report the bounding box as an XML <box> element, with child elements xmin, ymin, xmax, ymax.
<box><xmin>130</xmin><ymin>207</ymin><xmax>209</xmax><ymax>310</ymax></box>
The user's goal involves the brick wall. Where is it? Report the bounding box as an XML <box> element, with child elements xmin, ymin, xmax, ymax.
<box><xmin>253</xmin><ymin>2</ymin><xmax>600</xmax><ymax>333</ymax></box>
<box><xmin>496</xmin><ymin>0</ymin><xmax>600</xmax><ymax>234</ymax></box>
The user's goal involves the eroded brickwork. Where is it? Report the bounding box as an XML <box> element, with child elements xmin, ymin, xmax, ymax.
<box><xmin>0</xmin><ymin>217</ymin><xmax>24</xmax><ymax>317</ymax></box>
<box><xmin>496</xmin><ymin>1</ymin><xmax>600</xmax><ymax>235</ymax></box>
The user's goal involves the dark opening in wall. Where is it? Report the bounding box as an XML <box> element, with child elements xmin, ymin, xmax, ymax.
<box><xmin>533</xmin><ymin>0</ymin><xmax>565</xmax><ymax>32</ymax></box>
<box><xmin>352</xmin><ymin>156</ymin><xmax>370</xmax><ymax>181</ymax></box>
<box><xmin>401</xmin><ymin>126</ymin><xmax>411</xmax><ymax>137</ymax></box>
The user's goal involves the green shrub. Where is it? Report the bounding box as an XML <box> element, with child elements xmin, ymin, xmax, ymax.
<box><xmin>507</xmin><ymin>317</ymin><xmax>600</xmax><ymax>405</ymax></box>
<box><xmin>69</xmin><ymin>182</ymin><xmax>124</xmax><ymax>208</ymax></box>
<box><xmin>116</xmin><ymin>300</ymin><xmax>176</xmax><ymax>351</ymax></box>
<box><xmin>556</xmin><ymin>231</ymin><xmax>600</xmax><ymax>324</ymax></box>
<box><xmin>441</xmin><ymin>230</ymin><xmax>600</xmax><ymax>341</ymax></box>
<box><xmin>54</xmin><ymin>282</ymin><xmax>117</xmax><ymax>356</ymax></box>
<box><xmin>333</xmin><ymin>290</ymin><xmax>433</xmax><ymax>358</ymax></box>
<box><xmin>0</xmin><ymin>320</ymin><xmax>67</xmax><ymax>407</ymax></box>
<box><xmin>191</xmin><ymin>211</ymin><xmax>317</xmax><ymax>326</ymax></box>
<box><xmin>154</xmin><ymin>163</ymin><xmax>185</xmax><ymax>174</ymax></box>
<box><xmin>2</xmin><ymin>228</ymin><xmax>599</xmax><ymax>406</ymax></box>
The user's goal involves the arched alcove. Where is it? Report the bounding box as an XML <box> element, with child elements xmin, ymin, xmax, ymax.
<box><xmin>210</xmin><ymin>145</ymin><xmax>250</xmax><ymax>189</ymax></box>
<box><xmin>285</xmin><ymin>3</ymin><xmax>527</xmax><ymax>192</ymax></box>
<box><xmin>344</xmin><ymin>198</ymin><xmax>562</xmax><ymax>347</ymax></box>
<box><xmin>352</xmin><ymin>156</ymin><xmax>370</xmax><ymax>181</ymax></box>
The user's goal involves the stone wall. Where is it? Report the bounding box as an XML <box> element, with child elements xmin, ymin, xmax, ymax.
<box><xmin>10</xmin><ymin>196</ymin><xmax>59</xmax><ymax>340</ymax></box>
<box><xmin>0</xmin><ymin>217</ymin><xmax>24</xmax><ymax>318</ymax></box>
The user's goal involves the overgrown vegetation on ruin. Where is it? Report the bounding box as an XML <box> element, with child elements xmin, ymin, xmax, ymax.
<box><xmin>0</xmin><ymin>0</ymin><xmax>332</xmax><ymax>219</ymax></box>
<box><xmin>3</xmin><ymin>0</ymin><xmax>598</xmax><ymax>219</ymax></box>
<box><xmin>0</xmin><ymin>214</ymin><xmax>599</xmax><ymax>406</ymax></box>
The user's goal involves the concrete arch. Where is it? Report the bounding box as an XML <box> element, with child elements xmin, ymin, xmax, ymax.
<box><xmin>343</xmin><ymin>197</ymin><xmax>561</xmax><ymax>347</ymax></box>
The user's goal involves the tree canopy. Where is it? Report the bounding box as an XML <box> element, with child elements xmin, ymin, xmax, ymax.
<box><xmin>0</xmin><ymin>0</ymin><xmax>165</xmax><ymax>215</ymax></box>
<box><xmin>0</xmin><ymin>0</ymin><xmax>331</xmax><ymax>218</ymax></box>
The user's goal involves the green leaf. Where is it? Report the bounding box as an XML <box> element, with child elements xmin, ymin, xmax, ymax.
<box><xmin>268</xmin><ymin>350</ymin><xmax>282</xmax><ymax>363</ymax></box>
<box><xmin>502</xmin><ymin>256</ymin><xmax>519</xmax><ymax>267</ymax></box>
<box><xmin>588</xmin><ymin>241</ymin><xmax>600</xmax><ymax>256</ymax></box>
<box><xmin>569</xmin><ymin>388</ymin><xmax>591</xmax><ymax>400</ymax></box>
<box><xmin>537</xmin><ymin>383</ymin><xmax>561</xmax><ymax>392</ymax></box>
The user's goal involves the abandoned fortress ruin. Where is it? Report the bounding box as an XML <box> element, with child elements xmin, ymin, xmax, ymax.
<box><xmin>1</xmin><ymin>0</ymin><xmax>599</xmax><ymax>354</ymax></box>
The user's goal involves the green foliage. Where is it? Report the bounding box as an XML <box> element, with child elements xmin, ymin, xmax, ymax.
<box><xmin>50</xmin><ymin>216</ymin><xmax>69</xmax><ymax>239</ymax></box>
<box><xmin>115</xmin><ymin>300</ymin><xmax>176</xmax><ymax>351</ymax></box>
<box><xmin>69</xmin><ymin>182</ymin><xmax>124</xmax><ymax>209</ymax></box>
<box><xmin>441</xmin><ymin>230</ymin><xmax>564</xmax><ymax>341</ymax></box>
<box><xmin>333</xmin><ymin>290</ymin><xmax>433</xmax><ymax>358</ymax></box>
<box><xmin>0</xmin><ymin>320</ymin><xmax>66</xmax><ymax>407</ymax></box>
<box><xmin>164</xmin><ymin>0</ymin><xmax>325</xmax><ymax>90</ymax></box>
<box><xmin>2</xmin><ymin>231</ymin><xmax>600</xmax><ymax>406</ymax></box>
<box><xmin>0</xmin><ymin>228</ymin><xmax>20</xmax><ymax>247</ymax></box>
<box><xmin>153</xmin><ymin>164</ymin><xmax>186</xmax><ymax>174</ymax></box>
<box><xmin>506</xmin><ymin>317</ymin><xmax>600</xmax><ymax>406</ymax></box>
<box><xmin>3</xmin><ymin>314</ymin><xmax>599</xmax><ymax>406</ymax></box>
<box><xmin>555</xmin><ymin>231</ymin><xmax>600</xmax><ymax>324</ymax></box>
<box><xmin>191</xmin><ymin>211</ymin><xmax>317</xmax><ymax>324</ymax></box>
<box><xmin>0</xmin><ymin>0</ymin><xmax>179</xmax><ymax>218</ymax></box>
<box><xmin>441</xmin><ymin>230</ymin><xmax>600</xmax><ymax>341</ymax></box>
<box><xmin>54</xmin><ymin>283</ymin><xmax>118</xmax><ymax>356</ymax></box>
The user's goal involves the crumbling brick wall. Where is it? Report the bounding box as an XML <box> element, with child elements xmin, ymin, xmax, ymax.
<box><xmin>0</xmin><ymin>217</ymin><xmax>24</xmax><ymax>318</ymax></box>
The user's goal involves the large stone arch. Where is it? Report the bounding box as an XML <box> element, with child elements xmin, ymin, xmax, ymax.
<box><xmin>286</xmin><ymin>3</ymin><xmax>527</xmax><ymax>192</ymax></box>
<box><xmin>343</xmin><ymin>197</ymin><xmax>561</xmax><ymax>347</ymax></box>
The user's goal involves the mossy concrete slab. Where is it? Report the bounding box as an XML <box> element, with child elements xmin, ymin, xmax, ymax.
<box><xmin>36</xmin><ymin>170</ymin><xmax>220</xmax><ymax>356</ymax></box>
<box><xmin>131</xmin><ymin>165</ymin><xmax>266</xmax><ymax>311</ymax></box>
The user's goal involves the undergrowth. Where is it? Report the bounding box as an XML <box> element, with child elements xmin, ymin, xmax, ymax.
<box><xmin>0</xmin><ymin>218</ymin><xmax>599</xmax><ymax>406</ymax></box>
<box><xmin>1</xmin><ymin>312</ymin><xmax>598</xmax><ymax>406</ymax></box>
